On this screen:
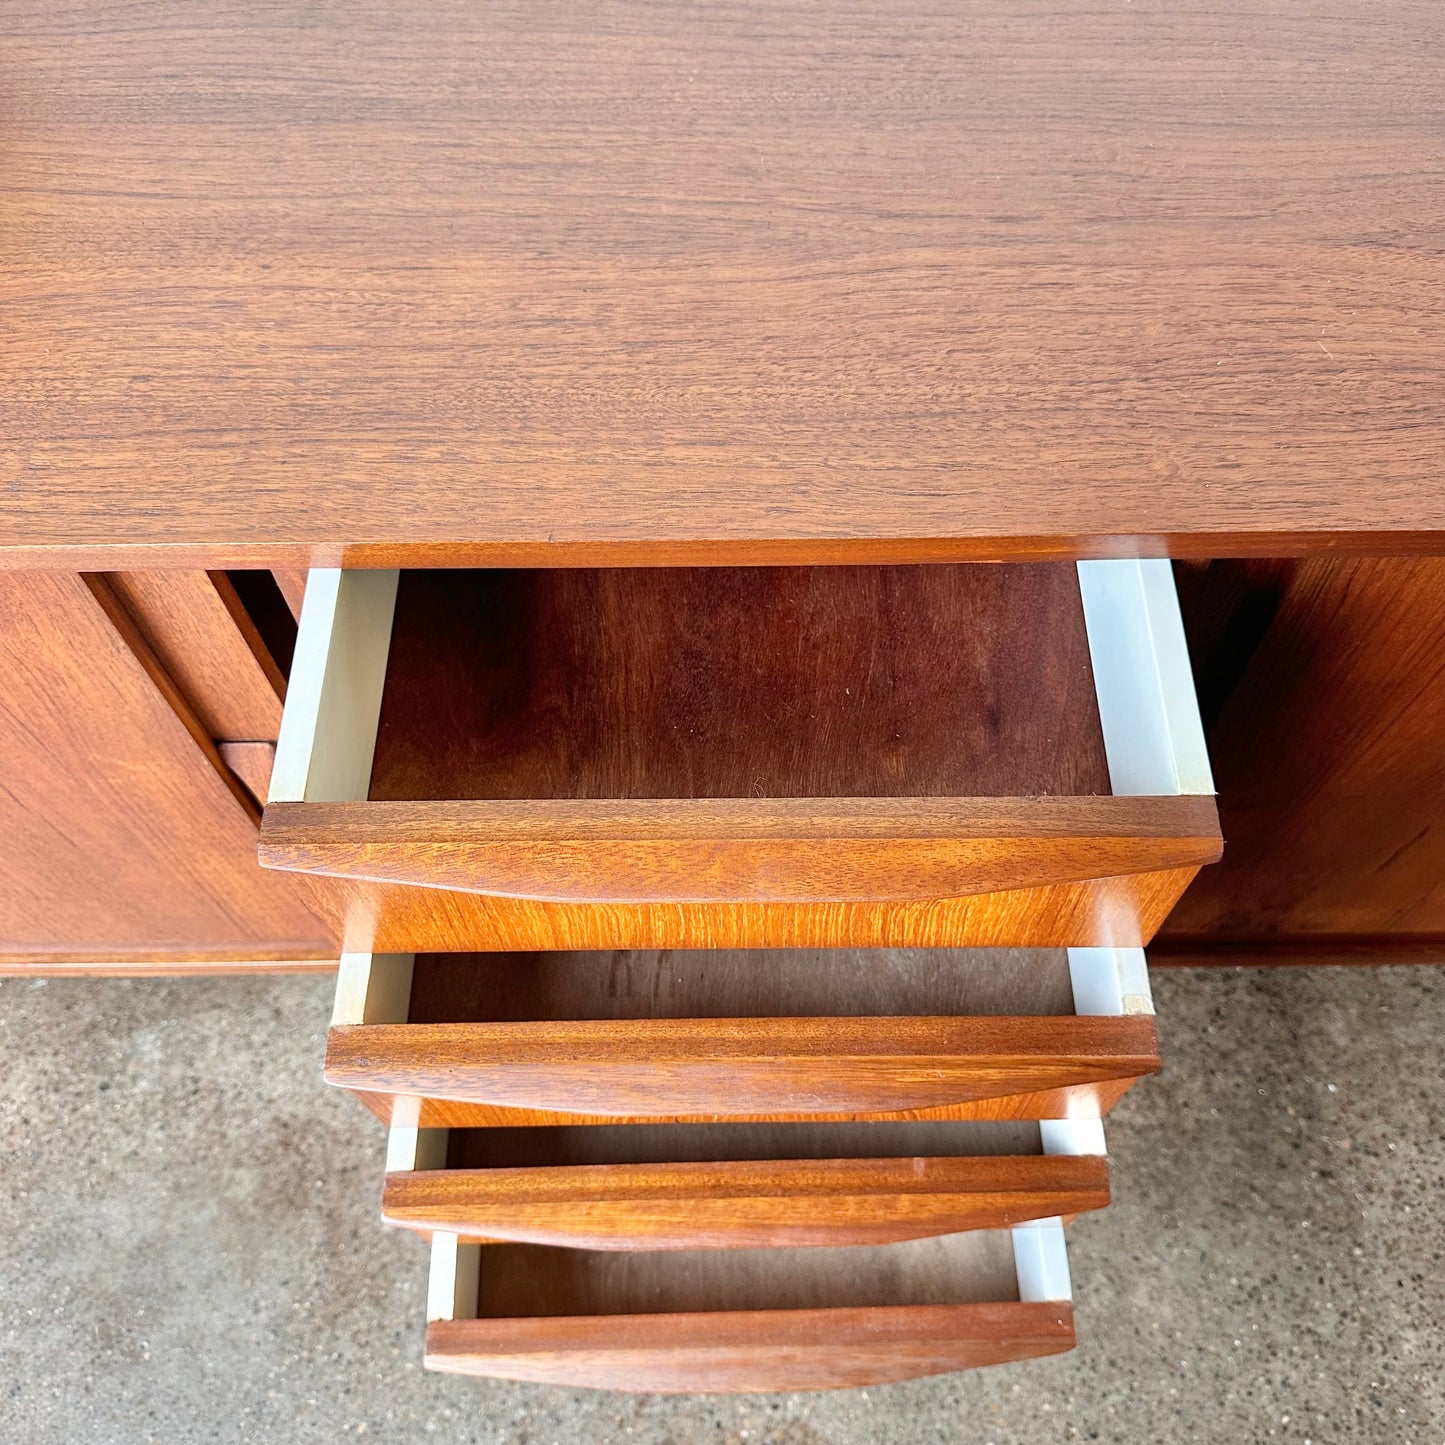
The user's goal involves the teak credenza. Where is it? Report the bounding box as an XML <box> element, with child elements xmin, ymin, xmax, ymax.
<box><xmin>4</xmin><ymin>0</ymin><xmax>1445</xmax><ymax>1398</ymax></box>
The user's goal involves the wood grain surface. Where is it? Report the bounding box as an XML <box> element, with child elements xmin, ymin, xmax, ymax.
<box><xmin>326</xmin><ymin>1014</ymin><xmax>1159</xmax><ymax>1117</ymax></box>
<box><xmin>209</xmin><ymin>570</ymin><xmax>293</xmax><ymax>702</ymax></box>
<box><xmin>0</xmin><ymin>951</ymin><xmax>336</xmax><ymax>976</ymax></box>
<box><xmin>81</xmin><ymin>572</ymin><xmax>263</xmax><ymax>824</ymax></box>
<box><xmin>103</xmin><ymin>571</ymin><xmax>284</xmax><ymax>740</ymax></box>
<box><xmin>338</xmin><ymin>946</ymin><xmax>1152</xmax><ymax>1123</ymax></box>
<box><xmin>370</xmin><ymin>566</ymin><xmax>1109</xmax><ymax>801</ymax></box>
<box><xmin>261</xmin><ymin>795</ymin><xmax>1221</xmax><ymax>905</ymax></box>
<box><xmin>218</xmin><ymin>741</ymin><xmax>277</xmax><ymax>810</ymax></box>
<box><xmin>346</xmin><ymin>1079</ymin><xmax>1142</xmax><ymax>1131</ymax></box>
<box><xmin>383</xmin><ymin>1152</ymin><xmax>1109</xmax><ymax>1250</ymax></box>
<box><xmin>3</xmin><ymin>1</ymin><xmax>1443</xmax><ymax>567</ymax></box>
<box><xmin>425</xmin><ymin>1301</ymin><xmax>1075</xmax><ymax>1391</ymax></box>
<box><xmin>271</xmin><ymin>569</ymin><xmax>309</xmax><ymax>621</ymax></box>
<box><xmin>1161</xmin><ymin>556</ymin><xmax>1445</xmax><ymax>952</ymax></box>
<box><xmin>0</xmin><ymin>572</ymin><xmax>332</xmax><ymax>964</ymax></box>
<box><xmin>282</xmin><ymin>863</ymin><xmax>1205</xmax><ymax>953</ymax></box>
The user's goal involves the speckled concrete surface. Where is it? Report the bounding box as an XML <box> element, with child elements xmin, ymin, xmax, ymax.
<box><xmin>1</xmin><ymin>965</ymin><xmax>1440</xmax><ymax>1444</ymax></box>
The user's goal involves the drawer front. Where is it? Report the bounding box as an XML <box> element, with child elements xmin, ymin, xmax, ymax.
<box><xmin>330</xmin><ymin>1014</ymin><xmax>1159</xmax><ymax>1118</ymax></box>
<box><xmin>327</xmin><ymin>947</ymin><xmax>1159</xmax><ymax>1124</ymax></box>
<box><xmin>261</xmin><ymin>560</ymin><xmax>1217</xmax><ymax>952</ymax></box>
<box><xmin>421</xmin><ymin>1225</ymin><xmax>1075</xmax><ymax>1393</ymax></box>
<box><xmin>426</xmin><ymin>1302</ymin><xmax>1075</xmax><ymax>1392</ymax></box>
<box><xmin>382</xmin><ymin>1119</ymin><xmax>1109</xmax><ymax>1250</ymax></box>
<box><xmin>262</xmin><ymin>795</ymin><xmax>1216</xmax><ymax>905</ymax></box>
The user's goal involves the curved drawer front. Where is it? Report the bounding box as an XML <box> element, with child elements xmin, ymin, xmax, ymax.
<box><xmin>326</xmin><ymin>947</ymin><xmax>1160</xmax><ymax>1124</ymax></box>
<box><xmin>261</xmin><ymin>795</ymin><xmax>1218</xmax><ymax>905</ymax></box>
<box><xmin>328</xmin><ymin>1014</ymin><xmax>1160</xmax><ymax>1117</ymax></box>
<box><xmin>426</xmin><ymin>1301</ymin><xmax>1075</xmax><ymax>1392</ymax></box>
<box><xmin>383</xmin><ymin>1152</ymin><xmax>1110</xmax><ymax>1250</ymax></box>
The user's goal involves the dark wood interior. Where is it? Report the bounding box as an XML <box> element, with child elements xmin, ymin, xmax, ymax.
<box><xmin>1162</xmin><ymin>556</ymin><xmax>1445</xmax><ymax>959</ymax></box>
<box><xmin>220</xmin><ymin>569</ymin><xmax>298</xmax><ymax>689</ymax></box>
<box><xmin>369</xmin><ymin>566</ymin><xmax>1110</xmax><ymax>803</ymax></box>
<box><xmin>471</xmin><ymin>1232</ymin><xmax>1021</xmax><ymax>1318</ymax></box>
<box><xmin>444</xmin><ymin>1120</ymin><xmax>1044</xmax><ymax>1170</ymax></box>
<box><xmin>406</xmin><ymin>948</ymin><xmax>1077</xmax><ymax>1024</ymax></box>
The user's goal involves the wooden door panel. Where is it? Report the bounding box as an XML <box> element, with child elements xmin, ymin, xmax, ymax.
<box><xmin>0</xmin><ymin>571</ymin><xmax>333</xmax><ymax>968</ymax></box>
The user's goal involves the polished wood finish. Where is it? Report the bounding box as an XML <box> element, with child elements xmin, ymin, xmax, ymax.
<box><xmin>1162</xmin><ymin>557</ymin><xmax>1445</xmax><ymax>956</ymax></box>
<box><xmin>427</xmin><ymin>1233</ymin><xmax>1068</xmax><ymax>1390</ymax></box>
<box><xmin>0</xmin><ymin>952</ymin><xmax>336</xmax><ymax>976</ymax></box>
<box><xmin>0</xmin><ymin>573</ymin><xmax>332</xmax><ymax>965</ymax></box>
<box><xmin>327</xmin><ymin>948</ymin><xmax>1157</xmax><ymax>1120</ymax></box>
<box><xmin>349</xmin><ymin>1080</ymin><xmax>1143</xmax><ymax>1131</ymax></box>
<box><xmin>384</xmin><ymin>1135</ymin><xmax>1109</xmax><ymax>1249</ymax></box>
<box><xmin>330</xmin><ymin>1014</ymin><xmax>1157</xmax><ymax>1118</ymax></box>
<box><xmin>4</xmin><ymin>2</ymin><xmax>1444</xmax><ymax>566</ymax></box>
<box><xmin>426</xmin><ymin>1301</ymin><xmax>1074</xmax><ymax>1392</ymax></box>
<box><xmin>82</xmin><ymin>573</ymin><xmax>260</xmax><ymax>824</ymax></box>
<box><xmin>279</xmin><ymin>863</ymin><xmax>1205</xmax><ymax>953</ymax></box>
<box><xmin>103</xmin><ymin>572</ymin><xmax>284</xmax><ymax>740</ymax></box>
<box><xmin>475</xmin><ymin>1230</ymin><xmax>1020</xmax><ymax>1314</ymax></box>
<box><xmin>372</xmin><ymin>566</ymin><xmax>1109</xmax><ymax>801</ymax></box>
<box><xmin>263</xmin><ymin>795</ymin><xmax>1220</xmax><ymax>905</ymax></box>
<box><xmin>218</xmin><ymin>741</ymin><xmax>277</xmax><ymax>811</ymax></box>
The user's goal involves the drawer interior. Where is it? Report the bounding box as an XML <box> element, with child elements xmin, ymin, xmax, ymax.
<box><xmin>405</xmin><ymin>946</ymin><xmax>1077</xmax><ymax>1024</ymax></box>
<box><xmin>441</xmin><ymin>1119</ymin><xmax>1045</xmax><ymax>1169</ymax></box>
<box><xmin>368</xmin><ymin>565</ymin><xmax>1110</xmax><ymax>803</ymax></box>
<box><xmin>469</xmin><ymin>1231</ymin><xmax>1021</xmax><ymax>1318</ymax></box>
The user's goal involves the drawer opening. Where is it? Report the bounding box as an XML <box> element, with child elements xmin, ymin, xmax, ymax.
<box><xmin>438</xmin><ymin>1119</ymin><xmax>1047</xmax><ymax>1168</ymax></box>
<box><xmin>421</xmin><ymin>1225</ymin><xmax>1075</xmax><ymax>1390</ymax></box>
<box><xmin>463</xmin><ymin>1231</ymin><xmax>1024</xmax><ymax>1317</ymax></box>
<box><xmin>262</xmin><ymin>559</ymin><xmax>1219</xmax><ymax>950</ymax></box>
<box><xmin>405</xmin><ymin>946</ymin><xmax>1077</xmax><ymax>1023</ymax></box>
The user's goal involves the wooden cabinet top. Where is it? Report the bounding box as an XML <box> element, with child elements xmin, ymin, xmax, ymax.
<box><xmin>3</xmin><ymin>0</ymin><xmax>1442</xmax><ymax>567</ymax></box>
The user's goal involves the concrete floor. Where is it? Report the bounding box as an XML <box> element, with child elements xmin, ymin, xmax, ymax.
<box><xmin>0</xmin><ymin>965</ymin><xmax>1440</xmax><ymax>1445</ymax></box>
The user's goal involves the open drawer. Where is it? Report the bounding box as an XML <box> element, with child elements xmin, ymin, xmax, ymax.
<box><xmin>260</xmin><ymin>561</ymin><xmax>1219</xmax><ymax>952</ymax></box>
<box><xmin>382</xmin><ymin>1115</ymin><xmax>1109</xmax><ymax>1250</ymax></box>
<box><xmin>326</xmin><ymin>945</ymin><xmax>1159</xmax><ymax>1124</ymax></box>
<box><xmin>422</xmin><ymin>1223</ymin><xmax>1075</xmax><ymax>1392</ymax></box>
